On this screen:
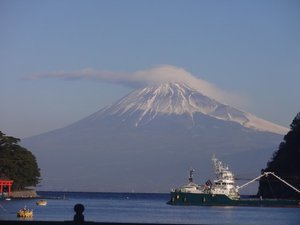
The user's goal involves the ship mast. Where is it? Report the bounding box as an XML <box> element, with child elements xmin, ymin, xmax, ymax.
<box><xmin>188</xmin><ymin>169</ymin><xmax>195</xmax><ymax>183</ymax></box>
<box><xmin>212</xmin><ymin>154</ymin><xmax>223</xmax><ymax>175</ymax></box>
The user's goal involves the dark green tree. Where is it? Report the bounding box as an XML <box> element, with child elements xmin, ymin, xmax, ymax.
<box><xmin>0</xmin><ymin>131</ymin><xmax>40</xmax><ymax>190</ymax></box>
<box><xmin>258</xmin><ymin>112</ymin><xmax>300</xmax><ymax>199</ymax></box>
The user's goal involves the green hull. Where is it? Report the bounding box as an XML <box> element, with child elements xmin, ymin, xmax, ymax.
<box><xmin>168</xmin><ymin>191</ymin><xmax>300</xmax><ymax>207</ymax></box>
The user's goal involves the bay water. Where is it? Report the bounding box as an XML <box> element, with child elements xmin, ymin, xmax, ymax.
<box><xmin>0</xmin><ymin>192</ymin><xmax>299</xmax><ymax>224</ymax></box>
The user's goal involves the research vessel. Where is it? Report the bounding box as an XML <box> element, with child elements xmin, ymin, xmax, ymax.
<box><xmin>168</xmin><ymin>155</ymin><xmax>300</xmax><ymax>207</ymax></box>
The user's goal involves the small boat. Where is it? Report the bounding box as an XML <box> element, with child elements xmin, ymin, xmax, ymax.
<box><xmin>36</xmin><ymin>199</ymin><xmax>47</xmax><ymax>206</ymax></box>
<box><xmin>17</xmin><ymin>207</ymin><xmax>33</xmax><ymax>218</ymax></box>
<box><xmin>168</xmin><ymin>155</ymin><xmax>300</xmax><ymax>207</ymax></box>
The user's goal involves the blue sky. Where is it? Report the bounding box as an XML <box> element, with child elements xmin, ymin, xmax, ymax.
<box><xmin>1</xmin><ymin>0</ymin><xmax>299</xmax><ymax>138</ymax></box>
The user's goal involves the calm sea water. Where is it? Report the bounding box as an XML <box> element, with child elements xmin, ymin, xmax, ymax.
<box><xmin>0</xmin><ymin>192</ymin><xmax>299</xmax><ymax>224</ymax></box>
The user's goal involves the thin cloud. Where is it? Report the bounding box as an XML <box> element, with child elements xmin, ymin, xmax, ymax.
<box><xmin>27</xmin><ymin>68</ymin><xmax>129</xmax><ymax>83</ymax></box>
<box><xmin>26</xmin><ymin>65</ymin><xmax>249</xmax><ymax>108</ymax></box>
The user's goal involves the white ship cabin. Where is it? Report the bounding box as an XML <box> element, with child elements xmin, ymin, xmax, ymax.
<box><xmin>179</xmin><ymin>183</ymin><xmax>204</xmax><ymax>193</ymax></box>
<box><xmin>177</xmin><ymin>169</ymin><xmax>205</xmax><ymax>193</ymax></box>
<box><xmin>174</xmin><ymin>156</ymin><xmax>240</xmax><ymax>199</ymax></box>
<box><xmin>211</xmin><ymin>155</ymin><xmax>240</xmax><ymax>199</ymax></box>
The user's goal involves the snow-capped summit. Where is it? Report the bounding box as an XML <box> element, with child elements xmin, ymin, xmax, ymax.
<box><xmin>92</xmin><ymin>82</ymin><xmax>288</xmax><ymax>135</ymax></box>
<box><xmin>22</xmin><ymin>82</ymin><xmax>288</xmax><ymax>192</ymax></box>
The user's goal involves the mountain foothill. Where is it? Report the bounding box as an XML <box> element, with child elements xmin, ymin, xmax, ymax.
<box><xmin>22</xmin><ymin>82</ymin><xmax>293</xmax><ymax>193</ymax></box>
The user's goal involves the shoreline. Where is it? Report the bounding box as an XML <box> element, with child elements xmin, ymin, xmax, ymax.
<box><xmin>11</xmin><ymin>189</ymin><xmax>39</xmax><ymax>199</ymax></box>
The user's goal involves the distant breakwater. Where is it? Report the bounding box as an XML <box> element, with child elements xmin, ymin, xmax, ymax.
<box><xmin>11</xmin><ymin>189</ymin><xmax>39</xmax><ymax>198</ymax></box>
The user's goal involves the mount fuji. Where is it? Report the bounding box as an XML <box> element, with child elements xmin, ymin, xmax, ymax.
<box><xmin>22</xmin><ymin>82</ymin><xmax>288</xmax><ymax>193</ymax></box>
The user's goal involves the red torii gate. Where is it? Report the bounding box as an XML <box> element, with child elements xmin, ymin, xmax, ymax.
<box><xmin>0</xmin><ymin>180</ymin><xmax>13</xmax><ymax>197</ymax></box>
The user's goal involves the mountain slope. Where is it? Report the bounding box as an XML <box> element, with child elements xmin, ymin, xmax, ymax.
<box><xmin>22</xmin><ymin>82</ymin><xmax>287</xmax><ymax>193</ymax></box>
<box><xmin>85</xmin><ymin>83</ymin><xmax>287</xmax><ymax>134</ymax></box>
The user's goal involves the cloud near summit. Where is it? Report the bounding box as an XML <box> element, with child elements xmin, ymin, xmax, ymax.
<box><xmin>27</xmin><ymin>65</ymin><xmax>248</xmax><ymax>107</ymax></box>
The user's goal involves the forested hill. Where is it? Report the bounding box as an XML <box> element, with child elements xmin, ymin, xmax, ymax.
<box><xmin>0</xmin><ymin>131</ymin><xmax>40</xmax><ymax>191</ymax></box>
<box><xmin>258</xmin><ymin>112</ymin><xmax>300</xmax><ymax>199</ymax></box>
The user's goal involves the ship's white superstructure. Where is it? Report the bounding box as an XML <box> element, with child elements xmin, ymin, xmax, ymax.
<box><xmin>175</xmin><ymin>155</ymin><xmax>240</xmax><ymax>199</ymax></box>
<box><xmin>210</xmin><ymin>155</ymin><xmax>239</xmax><ymax>199</ymax></box>
<box><xmin>178</xmin><ymin>169</ymin><xmax>205</xmax><ymax>194</ymax></box>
